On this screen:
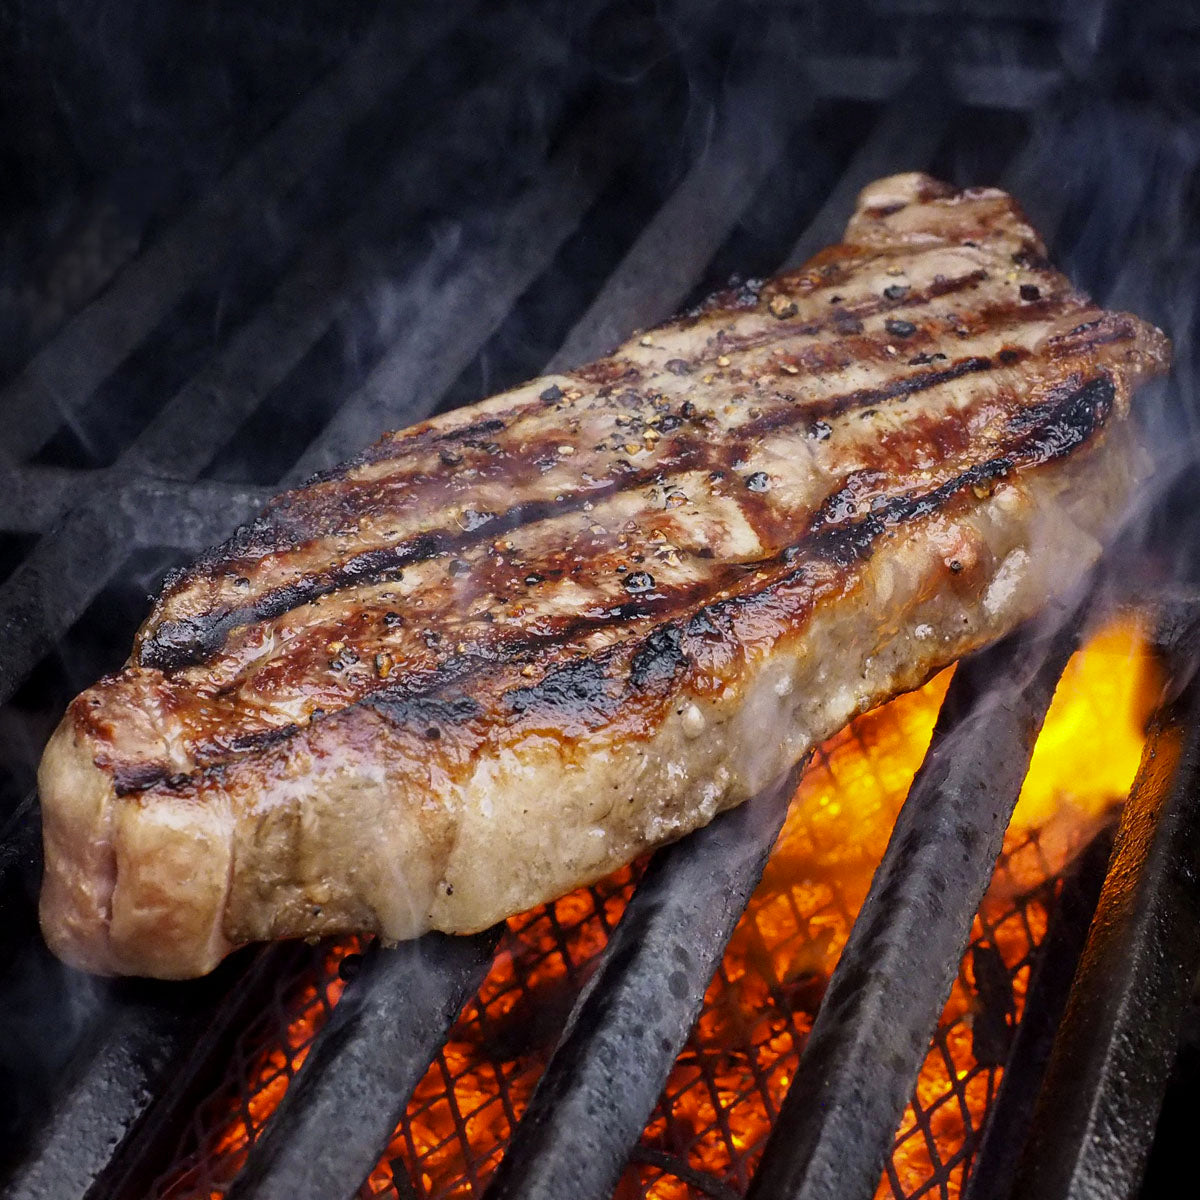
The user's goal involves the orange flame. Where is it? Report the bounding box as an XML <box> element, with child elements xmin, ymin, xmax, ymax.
<box><xmin>154</xmin><ymin>617</ymin><xmax>1159</xmax><ymax>1200</ymax></box>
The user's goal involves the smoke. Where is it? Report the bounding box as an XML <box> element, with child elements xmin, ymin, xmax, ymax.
<box><xmin>3</xmin><ymin>0</ymin><xmax>1200</xmax><ymax>1186</ymax></box>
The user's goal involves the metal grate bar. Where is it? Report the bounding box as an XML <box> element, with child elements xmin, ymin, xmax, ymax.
<box><xmin>482</xmin><ymin>765</ymin><xmax>801</xmax><ymax>1200</ymax></box>
<box><xmin>547</xmin><ymin>69</ymin><xmax>808</xmax><ymax>372</ymax></box>
<box><xmin>781</xmin><ymin>81</ymin><xmax>953</xmax><ymax>270</ymax></box>
<box><xmin>1012</xmin><ymin>629</ymin><xmax>1200</xmax><ymax>1200</ymax></box>
<box><xmin>746</xmin><ymin>613</ymin><xmax>1080</xmax><ymax>1200</ymax></box>
<box><xmin>226</xmin><ymin>929</ymin><xmax>501</xmax><ymax>1200</ymax></box>
<box><xmin>0</xmin><ymin>2</ymin><xmax>467</xmax><ymax>468</ymax></box>
<box><xmin>3</xmin><ymin>946</ymin><xmax>292</xmax><ymax>1200</ymax></box>
<box><xmin>960</xmin><ymin>824</ymin><xmax>1116</xmax><ymax>1200</ymax></box>
<box><xmin>285</xmin><ymin>114</ymin><xmax>621</xmax><ymax>483</ymax></box>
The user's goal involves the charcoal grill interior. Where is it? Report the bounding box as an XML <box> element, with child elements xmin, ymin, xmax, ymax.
<box><xmin>4</xmin><ymin>2</ymin><xmax>1200</xmax><ymax>1198</ymax></box>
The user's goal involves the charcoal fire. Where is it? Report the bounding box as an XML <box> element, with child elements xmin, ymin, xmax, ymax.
<box><xmin>143</xmin><ymin>618</ymin><xmax>1156</xmax><ymax>1200</ymax></box>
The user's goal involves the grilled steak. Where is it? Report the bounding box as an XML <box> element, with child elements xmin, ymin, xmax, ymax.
<box><xmin>40</xmin><ymin>173</ymin><xmax>1169</xmax><ymax>978</ymax></box>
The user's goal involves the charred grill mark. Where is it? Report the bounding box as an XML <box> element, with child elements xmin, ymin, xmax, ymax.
<box><xmin>792</xmin><ymin>373</ymin><xmax>1114</xmax><ymax>571</ymax></box>
<box><xmin>138</xmin><ymin>445</ymin><xmax>714</xmax><ymax>671</ymax></box>
<box><xmin>435</xmin><ymin>417</ymin><xmax>508</xmax><ymax>444</ymax></box>
<box><xmin>155</xmin><ymin>270</ymin><xmax>1023</xmax><ymax>601</ymax></box>
<box><xmin>113</xmin><ymin>760</ymin><xmax>178</xmax><ymax>796</ymax></box>
<box><xmin>747</xmin><ymin>353</ymin><xmax>1006</xmax><ymax>436</ymax></box>
<box><xmin>690</xmin><ymin>267</ymin><xmax>994</xmax><ymax>360</ymax></box>
<box><xmin>126</xmin><ymin>371</ymin><xmax>1117</xmax><ymax>795</ymax></box>
<box><xmin>501</xmin><ymin>623</ymin><xmax>691</xmax><ymax>730</ymax></box>
<box><xmin>503</xmin><ymin>658</ymin><xmax>616</xmax><ymax>726</ymax></box>
<box><xmin>365</xmin><ymin>692</ymin><xmax>483</xmax><ymax>737</ymax></box>
<box><xmin>228</xmin><ymin>723</ymin><xmax>300</xmax><ymax>753</ymax></box>
<box><xmin>629</xmin><ymin>625</ymin><xmax>689</xmax><ymax>690</ymax></box>
<box><xmin>1045</xmin><ymin>313</ymin><xmax>1140</xmax><ymax>356</ymax></box>
<box><xmin>1012</xmin><ymin>373</ymin><xmax>1114</xmax><ymax>459</ymax></box>
<box><xmin>140</xmin><ymin>306</ymin><xmax>1112</xmax><ymax>674</ymax></box>
<box><xmin>181</xmin><ymin>719</ymin><xmax>307</xmax><ymax>769</ymax></box>
<box><xmin>741</xmin><ymin>294</ymin><xmax>1129</xmax><ymax>437</ymax></box>
<box><xmin>140</xmin><ymin>536</ymin><xmax>444</xmax><ymax>671</ymax></box>
<box><xmin>181</xmin><ymin>413</ymin><xmax>536</xmax><ymax>569</ymax></box>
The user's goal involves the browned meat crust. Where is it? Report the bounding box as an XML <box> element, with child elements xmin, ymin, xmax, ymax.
<box><xmin>39</xmin><ymin>173</ymin><xmax>1170</xmax><ymax>977</ymax></box>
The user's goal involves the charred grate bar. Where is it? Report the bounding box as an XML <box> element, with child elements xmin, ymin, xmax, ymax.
<box><xmin>225</xmin><ymin>930</ymin><xmax>501</xmax><ymax>1200</ymax></box>
<box><xmin>482</xmin><ymin>764</ymin><xmax>802</xmax><ymax>1200</ymax></box>
<box><xmin>746</xmin><ymin>615</ymin><xmax>1081</xmax><ymax>1200</ymax></box>
<box><xmin>1013</xmin><ymin>627</ymin><xmax>1200</xmax><ymax>1199</ymax></box>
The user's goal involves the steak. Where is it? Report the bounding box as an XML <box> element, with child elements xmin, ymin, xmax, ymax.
<box><xmin>39</xmin><ymin>173</ymin><xmax>1170</xmax><ymax>978</ymax></box>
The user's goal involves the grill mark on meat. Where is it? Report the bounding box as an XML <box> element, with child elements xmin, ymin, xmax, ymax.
<box><xmin>296</xmin><ymin>416</ymin><xmax>520</xmax><ymax>488</ymax></box>
<box><xmin>629</xmin><ymin>625</ymin><xmax>690</xmax><ymax>690</ymax></box>
<box><xmin>434</xmin><ymin>417</ymin><xmax>508</xmax><ymax>445</ymax></box>
<box><xmin>138</xmin><ymin>315</ymin><xmax>1104</xmax><ymax>675</ymax></box>
<box><xmin>706</xmin><ymin>267</ymin><xmax>994</xmax><ymax>358</ymax></box>
<box><xmin>504</xmin><ymin>657</ymin><xmax>615</xmax><ymax>726</ymax></box>
<box><xmin>748</xmin><ymin>353</ymin><xmax>1008</xmax><ymax>435</ymax></box>
<box><xmin>145</xmin><ymin>270</ymin><xmax>1030</xmax><ymax>597</ymax></box>
<box><xmin>138</xmin><ymin>454</ymin><xmax>714</xmax><ymax>671</ymax></box>
<box><xmin>689</xmin><ymin>236</ymin><xmax>989</xmax><ymax>323</ymax></box>
<box><xmin>115</xmin><ymin>372</ymin><xmax>1115</xmax><ymax>794</ymax></box>
<box><xmin>112</xmin><ymin>760</ymin><xmax>185</xmax><ymax>797</ymax></box>
<box><xmin>365</xmin><ymin>692</ymin><xmax>483</xmax><ymax>737</ymax></box>
<box><xmin>1044</xmin><ymin>313</ymin><xmax>1142</xmax><ymax>356</ymax></box>
<box><xmin>802</xmin><ymin>375</ymin><xmax>1112</xmax><ymax>568</ymax></box>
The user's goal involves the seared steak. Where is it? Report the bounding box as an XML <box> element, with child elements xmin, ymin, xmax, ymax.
<box><xmin>40</xmin><ymin>173</ymin><xmax>1169</xmax><ymax>978</ymax></box>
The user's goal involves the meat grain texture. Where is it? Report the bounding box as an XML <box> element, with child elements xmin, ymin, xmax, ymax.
<box><xmin>40</xmin><ymin>174</ymin><xmax>1170</xmax><ymax>978</ymax></box>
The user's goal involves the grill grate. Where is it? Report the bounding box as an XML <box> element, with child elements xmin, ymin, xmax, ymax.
<box><xmin>4</xmin><ymin>2</ymin><xmax>1200</xmax><ymax>1198</ymax></box>
<box><xmin>130</xmin><ymin>662</ymin><xmax>1126</xmax><ymax>1200</ymax></box>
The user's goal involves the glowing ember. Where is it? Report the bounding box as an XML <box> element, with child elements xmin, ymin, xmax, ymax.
<box><xmin>150</xmin><ymin>617</ymin><xmax>1159</xmax><ymax>1200</ymax></box>
<box><xmin>1012</xmin><ymin>618</ymin><xmax>1158</xmax><ymax>833</ymax></box>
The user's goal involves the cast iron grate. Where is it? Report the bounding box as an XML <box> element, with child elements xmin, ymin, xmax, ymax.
<box><xmin>136</xmin><ymin>673</ymin><xmax>1125</xmax><ymax>1200</ymax></box>
<box><xmin>145</xmin><ymin>870</ymin><xmax>638</xmax><ymax>1200</ymax></box>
